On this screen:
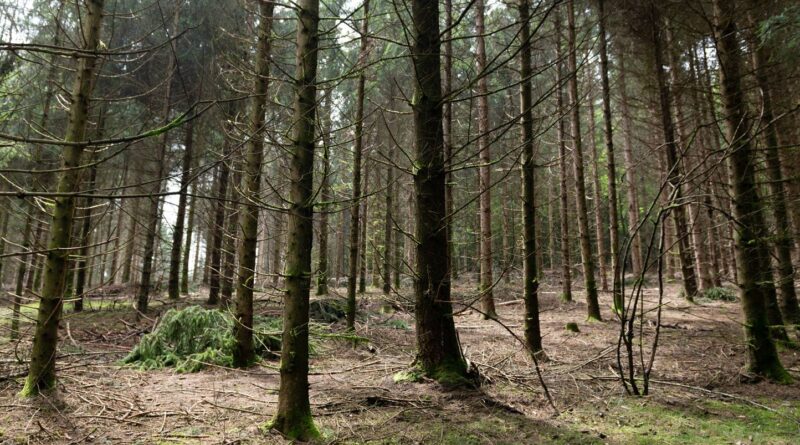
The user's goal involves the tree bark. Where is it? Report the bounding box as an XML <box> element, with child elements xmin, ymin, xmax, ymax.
<box><xmin>316</xmin><ymin>91</ymin><xmax>332</xmax><ymax>296</ymax></box>
<box><xmin>22</xmin><ymin>0</ymin><xmax>104</xmax><ymax>397</ymax></box>
<box><xmin>409</xmin><ymin>0</ymin><xmax>468</xmax><ymax>384</ymax></box>
<box><xmin>208</xmin><ymin>153</ymin><xmax>230</xmax><ymax>304</ymax></box>
<box><xmin>713</xmin><ymin>0</ymin><xmax>790</xmax><ymax>381</ymax></box>
<box><xmin>555</xmin><ymin>11</ymin><xmax>572</xmax><ymax>302</ymax></box>
<box><xmin>519</xmin><ymin>0</ymin><xmax>542</xmax><ymax>355</ymax></box>
<box><xmin>566</xmin><ymin>0</ymin><xmax>600</xmax><ymax>319</ymax></box>
<box><xmin>346</xmin><ymin>0</ymin><xmax>370</xmax><ymax>331</ymax></box>
<box><xmin>73</xmin><ymin>150</ymin><xmax>99</xmax><ymax>312</ymax></box>
<box><xmin>168</xmin><ymin>120</ymin><xmax>194</xmax><ymax>299</ymax></box>
<box><xmin>233</xmin><ymin>0</ymin><xmax>274</xmax><ymax>368</ymax></box>
<box><xmin>271</xmin><ymin>0</ymin><xmax>321</xmax><ymax>439</ymax></box>
<box><xmin>476</xmin><ymin>0</ymin><xmax>497</xmax><ymax>319</ymax></box>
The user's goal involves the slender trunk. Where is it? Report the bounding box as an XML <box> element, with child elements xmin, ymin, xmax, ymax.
<box><xmin>346</xmin><ymin>0</ymin><xmax>370</xmax><ymax>330</ymax></box>
<box><xmin>316</xmin><ymin>91</ymin><xmax>332</xmax><ymax>295</ymax></box>
<box><xmin>168</xmin><ymin>120</ymin><xmax>194</xmax><ymax>299</ymax></box>
<box><xmin>272</xmin><ymin>0</ymin><xmax>321</xmax><ymax>438</ymax></box>
<box><xmin>221</xmin><ymin>166</ymin><xmax>241</xmax><ymax>305</ymax></box>
<box><xmin>588</xmin><ymin>85</ymin><xmax>609</xmax><ymax>292</ymax></box>
<box><xmin>10</xmin><ymin>206</ymin><xmax>33</xmax><ymax>340</ymax></box>
<box><xmin>208</xmin><ymin>154</ymin><xmax>230</xmax><ymax>304</ymax></box>
<box><xmin>382</xmin><ymin>159</ymin><xmax>393</xmax><ymax>294</ymax></box>
<box><xmin>0</xmin><ymin>210</ymin><xmax>8</xmax><ymax>284</ymax></box>
<box><xmin>359</xmin><ymin>194</ymin><xmax>368</xmax><ymax>293</ymax></box>
<box><xmin>476</xmin><ymin>0</ymin><xmax>496</xmax><ymax>319</ymax></box>
<box><xmin>520</xmin><ymin>0</ymin><xmax>542</xmax><ymax>355</ymax></box>
<box><xmin>567</xmin><ymin>0</ymin><xmax>600</xmax><ymax>319</ymax></box>
<box><xmin>22</xmin><ymin>0</ymin><xmax>104</xmax><ymax>397</ymax></box>
<box><xmin>443</xmin><ymin>0</ymin><xmax>455</xmax><ymax>285</ymax></box>
<box><xmin>649</xmin><ymin>6</ymin><xmax>698</xmax><ymax>300</ymax></box>
<box><xmin>181</xmin><ymin>180</ymin><xmax>197</xmax><ymax>294</ymax></box>
<box><xmin>555</xmin><ymin>11</ymin><xmax>572</xmax><ymax>302</ymax></box>
<box><xmin>74</xmin><ymin>152</ymin><xmax>99</xmax><ymax>312</ymax></box>
<box><xmin>713</xmin><ymin>0</ymin><xmax>789</xmax><ymax>381</ymax></box>
<box><xmin>617</xmin><ymin>51</ymin><xmax>643</xmax><ymax>277</ymax></box>
<box><xmin>121</xmin><ymin>197</ymin><xmax>139</xmax><ymax>284</ymax></box>
<box><xmin>598</xmin><ymin>0</ymin><xmax>621</xmax><ymax>309</ymax></box>
<box><xmin>137</xmin><ymin>6</ymin><xmax>181</xmax><ymax>313</ymax></box>
<box><xmin>233</xmin><ymin>0</ymin><xmax>274</xmax><ymax>368</ymax></box>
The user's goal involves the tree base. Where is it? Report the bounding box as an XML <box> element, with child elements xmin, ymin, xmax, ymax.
<box><xmin>19</xmin><ymin>374</ymin><xmax>56</xmax><ymax>399</ymax></box>
<box><xmin>266</xmin><ymin>412</ymin><xmax>321</xmax><ymax>442</ymax></box>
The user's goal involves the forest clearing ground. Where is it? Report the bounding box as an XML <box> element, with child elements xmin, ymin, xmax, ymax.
<box><xmin>1</xmin><ymin>276</ymin><xmax>799</xmax><ymax>444</ymax></box>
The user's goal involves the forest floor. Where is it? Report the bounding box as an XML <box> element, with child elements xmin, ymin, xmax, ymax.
<box><xmin>1</xmin><ymin>274</ymin><xmax>799</xmax><ymax>444</ymax></box>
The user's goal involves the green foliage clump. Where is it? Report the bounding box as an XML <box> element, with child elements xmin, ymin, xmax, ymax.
<box><xmin>383</xmin><ymin>319</ymin><xmax>410</xmax><ymax>330</ymax></box>
<box><xmin>701</xmin><ymin>287</ymin><xmax>737</xmax><ymax>302</ymax></box>
<box><xmin>122</xmin><ymin>306</ymin><xmax>281</xmax><ymax>372</ymax></box>
<box><xmin>565</xmin><ymin>322</ymin><xmax>580</xmax><ymax>333</ymax></box>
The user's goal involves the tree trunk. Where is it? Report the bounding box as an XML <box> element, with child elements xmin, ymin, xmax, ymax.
<box><xmin>382</xmin><ymin>150</ymin><xmax>393</xmax><ymax>294</ymax></box>
<box><xmin>587</xmin><ymin>84</ymin><xmax>609</xmax><ymax>292</ymax></box>
<box><xmin>168</xmin><ymin>120</ymin><xmax>194</xmax><ymax>299</ymax></box>
<box><xmin>520</xmin><ymin>0</ymin><xmax>542</xmax><ymax>355</ymax></box>
<box><xmin>233</xmin><ymin>0</ymin><xmax>274</xmax><ymax>368</ymax></box>
<box><xmin>649</xmin><ymin>6</ymin><xmax>698</xmax><ymax>301</ymax></box>
<box><xmin>221</xmin><ymin>164</ymin><xmax>241</xmax><ymax>305</ymax></box>
<box><xmin>476</xmin><ymin>0</ymin><xmax>496</xmax><ymax>319</ymax></box>
<box><xmin>617</xmin><ymin>51</ymin><xmax>643</xmax><ymax>277</ymax></box>
<box><xmin>137</xmin><ymin>6</ymin><xmax>181</xmax><ymax>313</ymax></box>
<box><xmin>566</xmin><ymin>0</ymin><xmax>601</xmax><ymax>319</ymax></box>
<box><xmin>747</xmin><ymin>19</ymin><xmax>800</xmax><ymax>332</ymax></box>
<box><xmin>181</xmin><ymin>179</ymin><xmax>197</xmax><ymax>294</ymax></box>
<box><xmin>443</xmin><ymin>0</ymin><xmax>455</xmax><ymax>285</ymax></box>
<box><xmin>316</xmin><ymin>91</ymin><xmax>332</xmax><ymax>296</ymax></box>
<box><xmin>555</xmin><ymin>11</ymin><xmax>572</xmax><ymax>302</ymax></box>
<box><xmin>74</xmin><ymin>151</ymin><xmax>99</xmax><ymax>312</ymax></box>
<box><xmin>10</xmin><ymin>206</ymin><xmax>33</xmax><ymax>340</ymax></box>
<box><xmin>409</xmin><ymin>0</ymin><xmax>468</xmax><ymax>384</ymax></box>
<box><xmin>598</xmin><ymin>0</ymin><xmax>621</xmax><ymax>309</ymax></box>
<box><xmin>271</xmin><ymin>0</ymin><xmax>321</xmax><ymax>439</ymax></box>
<box><xmin>714</xmin><ymin>0</ymin><xmax>789</xmax><ymax>379</ymax></box>
<box><xmin>208</xmin><ymin>153</ymin><xmax>230</xmax><ymax>304</ymax></box>
<box><xmin>22</xmin><ymin>0</ymin><xmax>104</xmax><ymax>397</ymax></box>
<box><xmin>346</xmin><ymin>0</ymin><xmax>370</xmax><ymax>331</ymax></box>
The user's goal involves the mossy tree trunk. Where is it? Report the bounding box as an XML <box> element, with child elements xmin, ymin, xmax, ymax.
<box><xmin>713</xmin><ymin>0</ymin><xmax>790</xmax><ymax>382</ymax></box>
<box><xmin>409</xmin><ymin>0</ymin><xmax>469</xmax><ymax>384</ymax></box>
<box><xmin>747</xmin><ymin>19</ymin><xmax>800</xmax><ymax>333</ymax></box>
<box><xmin>233</xmin><ymin>0</ymin><xmax>274</xmax><ymax>368</ymax></box>
<box><xmin>346</xmin><ymin>0</ymin><xmax>369</xmax><ymax>331</ymax></box>
<box><xmin>566</xmin><ymin>0</ymin><xmax>600</xmax><ymax>320</ymax></box>
<box><xmin>519</xmin><ymin>0</ymin><xmax>542</xmax><ymax>355</ymax></box>
<box><xmin>271</xmin><ymin>0</ymin><xmax>321</xmax><ymax>439</ymax></box>
<box><xmin>22</xmin><ymin>0</ymin><xmax>104</xmax><ymax>397</ymax></box>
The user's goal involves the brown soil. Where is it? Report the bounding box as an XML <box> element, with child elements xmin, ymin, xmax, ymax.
<box><xmin>1</xmin><ymin>275</ymin><xmax>798</xmax><ymax>444</ymax></box>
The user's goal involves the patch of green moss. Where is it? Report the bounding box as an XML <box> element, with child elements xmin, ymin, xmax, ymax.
<box><xmin>565</xmin><ymin>322</ymin><xmax>580</xmax><ymax>333</ymax></box>
<box><xmin>264</xmin><ymin>412</ymin><xmax>321</xmax><ymax>442</ymax></box>
<box><xmin>393</xmin><ymin>368</ymin><xmax>424</xmax><ymax>384</ymax></box>
<box><xmin>566</xmin><ymin>397</ymin><xmax>800</xmax><ymax>445</ymax></box>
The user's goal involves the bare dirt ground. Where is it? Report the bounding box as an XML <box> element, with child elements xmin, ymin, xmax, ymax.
<box><xmin>1</xmin><ymin>274</ymin><xmax>799</xmax><ymax>444</ymax></box>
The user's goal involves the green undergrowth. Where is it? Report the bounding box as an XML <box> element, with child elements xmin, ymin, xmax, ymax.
<box><xmin>565</xmin><ymin>397</ymin><xmax>800</xmax><ymax>445</ymax></box>
<box><xmin>123</xmin><ymin>305</ymin><xmax>368</xmax><ymax>372</ymax></box>
<box><xmin>699</xmin><ymin>287</ymin><xmax>737</xmax><ymax>302</ymax></box>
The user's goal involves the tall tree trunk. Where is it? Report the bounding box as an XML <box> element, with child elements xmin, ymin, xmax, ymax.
<box><xmin>359</xmin><ymin>194</ymin><xmax>368</xmax><ymax>293</ymax></box>
<box><xmin>598</xmin><ymin>0</ymin><xmax>621</xmax><ymax>309</ymax></box>
<box><xmin>0</xmin><ymin>209</ymin><xmax>8</xmax><ymax>284</ymax></box>
<box><xmin>272</xmin><ymin>0</ymin><xmax>321</xmax><ymax>439</ymax></box>
<box><xmin>747</xmin><ymin>19</ymin><xmax>800</xmax><ymax>332</ymax></box>
<box><xmin>168</xmin><ymin>120</ymin><xmax>194</xmax><ymax>299</ymax></box>
<box><xmin>443</xmin><ymin>0</ymin><xmax>455</xmax><ymax>285</ymax></box>
<box><xmin>121</xmin><ymin>197</ymin><xmax>138</xmax><ymax>284</ymax></box>
<box><xmin>10</xmin><ymin>205</ymin><xmax>33</xmax><ymax>340</ymax></box>
<box><xmin>221</xmin><ymin>167</ymin><xmax>240</xmax><ymax>305</ymax></box>
<box><xmin>476</xmin><ymin>0</ymin><xmax>496</xmax><ymax>319</ymax></box>
<box><xmin>233</xmin><ymin>0</ymin><xmax>274</xmax><ymax>368</ymax></box>
<box><xmin>520</xmin><ymin>0</ymin><xmax>542</xmax><ymax>355</ymax></box>
<box><xmin>555</xmin><ymin>11</ymin><xmax>572</xmax><ymax>302</ymax></box>
<box><xmin>713</xmin><ymin>0</ymin><xmax>790</xmax><ymax>381</ymax></box>
<box><xmin>382</xmin><ymin>159</ymin><xmax>393</xmax><ymax>294</ymax></box>
<box><xmin>22</xmin><ymin>0</ymin><xmax>104</xmax><ymax>397</ymax></box>
<box><xmin>346</xmin><ymin>0</ymin><xmax>370</xmax><ymax>331</ymax></box>
<box><xmin>409</xmin><ymin>0</ymin><xmax>468</xmax><ymax>383</ymax></box>
<box><xmin>566</xmin><ymin>0</ymin><xmax>601</xmax><ymax>319</ymax></box>
<box><xmin>137</xmin><ymin>6</ymin><xmax>181</xmax><ymax>313</ymax></box>
<box><xmin>649</xmin><ymin>5</ymin><xmax>698</xmax><ymax>300</ymax></box>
